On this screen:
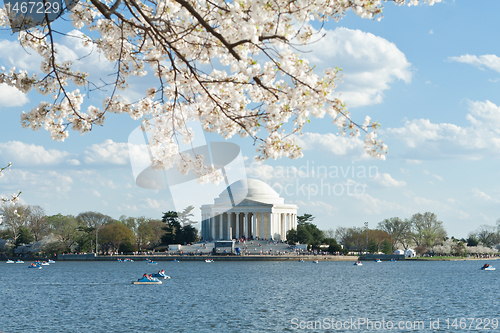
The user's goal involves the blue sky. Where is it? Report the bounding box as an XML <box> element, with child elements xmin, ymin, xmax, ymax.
<box><xmin>1</xmin><ymin>0</ymin><xmax>499</xmax><ymax>239</ymax></box>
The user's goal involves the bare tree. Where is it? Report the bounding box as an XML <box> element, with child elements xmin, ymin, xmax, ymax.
<box><xmin>26</xmin><ymin>205</ymin><xmax>49</xmax><ymax>242</ymax></box>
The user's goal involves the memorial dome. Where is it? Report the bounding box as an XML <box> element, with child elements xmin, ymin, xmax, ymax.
<box><xmin>214</xmin><ymin>178</ymin><xmax>284</xmax><ymax>205</ymax></box>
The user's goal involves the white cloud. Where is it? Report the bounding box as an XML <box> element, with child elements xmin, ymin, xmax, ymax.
<box><xmin>385</xmin><ymin>100</ymin><xmax>500</xmax><ymax>158</ymax></box>
<box><xmin>84</xmin><ymin>139</ymin><xmax>130</xmax><ymax>165</ymax></box>
<box><xmin>296</xmin><ymin>200</ymin><xmax>337</xmax><ymax>216</ymax></box>
<box><xmin>373</xmin><ymin>173</ymin><xmax>406</xmax><ymax>187</ymax></box>
<box><xmin>67</xmin><ymin>159</ymin><xmax>81</xmax><ymax>166</ymax></box>
<box><xmin>306</xmin><ymin>27</ymin><xmax>411</xmax><ymax>107</ymax></box>
<box><xmin>352</xmin><ymin>192</ymin><xmax>404</xmax><ymax>215</ymax></box>
<box><xmin>471</xmin><ymin>188</ymin><xmax>500</xmax><ymax>203</ymax></box>
<box><xmin>297</xmin><ymin>132</ymin><xmax>364</xmax><ymax>156</ymax></box>
<box><xmin>141</xmin><ymin>198</ymin><xmax>164</xmax><ymax>209</ymax></box>
<box><xmin>449</xmin><ymin>54</ymin><xmax>500</xmax><ymax>74</ymax></box>
<box><xmin>406</xmin><ymin>159</ymin><xmax>422</xmax><ymax>165</ymax></box>
<box><xmin>0</xmin><ymin>39</ymin><xmax>43</xmax><ymax>72</ymax></box>
<box><xmin>0</xmin><ymin>141</ymin><xmax>70</xmax><ymax>165</ymax></box>
<box><xmin>0</xmin><ymin>84</ymin><xmax>29</xmax><ymax>107</ymax></box>
<box><xmin>0</xmin><ymin>169</ymin><xmax>73</xmax><ymax>195</ymax></box>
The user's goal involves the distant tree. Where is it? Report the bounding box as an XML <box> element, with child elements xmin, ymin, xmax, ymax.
<box><xmin>474</xmin><ymin>225</ymin><xmax>499</xmax><ymax>247</ymax></box>
<box><xmin>0</xmin><ymin>203</ymin><xmax>29</xmax><ymax>243</ymax></box>
<box><xmin>137</xmin><ymin>217</ymin><xmax>164</xmax><ymax>249</ymax></box>
<box><xmin>99</xmin><ymin>221</ymin><xmax>135</xmax><ymax>254</ymax></box>
<box><xmin>0</xmin><ymin>228</ymin><xmax>14</xmax><ymax>240</ymax></box>
<box><xmin>323</xmin><ymin>229</ymin><xmax>335</xmax><ymax>239</ymax></box>
<box><xmin>26</xmin><ymin>205</ymin><xmax>50</xmax><ymax>242</ymax></box>
<box><xmin>15</xmin><ymin>226</ymin><xmax>34</xmax><ymax>247</ymax></box>
<box><xmin>377</xmin><ymin>217</ymin><xmax>412</xmax><ymax>250</ymax></box>
<box><xmin>411</xmin><ymin>212</ymin><xmax>447</xmax><ymax>248</ymax></box>
<box><xmin>161</xmin><ymin>209</ymin><xmax>199</xmax><ymax>245</ymax></box>
<box><xmin>323</xmin><ymin>238</ymin><xmax>343</xmax><ymax>254</ymax></box>
<box><xmin>381</xmin><ymin>239</ymin><xmax>392</xmax><ymax>254</ymax></box>
<box><xmin>47</xmin><ymin>214</ymin><xmax>81</xmax><ymax>248</ymax></box>
<box><xmin>181</xmin><ymin>225</ymin><xmax>199</xmax><ymax>244</ymax></box>
<box><xmin>43</xmin><ymin>241</ymin><xmax>71</xmax><ymax>255</ymax></box>
<box><xmin>367</xmin><ymin>239</ymin><xmax>378</xmax><ymax>254</ymax></box>
<box><xmin>161</xmin><ymin>211</ymin><xmax>181</xmax><ymax>245</ymax></box>
<box><xmin>466</xmin><ymin>234</ymin><xmax>479</xmax><ymax>247</ymax></box>
<box><xmin>76</xmin><ymin>212</ymin><xmax>114</xmax><ymax>253</ymax></box>
<box><xmin>286</xmin><ymin>229</ymin><xmax>298</xmax><ymax>245</ymax></box>
<box><xmin>297</xmin><ymin>214</ymin><xmax>315</xmax><ymax>225</ymax></box>
<box><xmin>335</xmin><ymin>226</ymin><xmax>365</xmax><ymax>252</ymax></box>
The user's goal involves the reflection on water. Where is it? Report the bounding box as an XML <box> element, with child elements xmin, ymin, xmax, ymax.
<box><xmin>1</xmin><ymin>260</ymin><xmax>499</xmax><ymax>332</ymax></box>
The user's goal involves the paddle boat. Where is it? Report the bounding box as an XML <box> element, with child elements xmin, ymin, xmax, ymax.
<box><xmin>28</xmin><ymin>263</ymin><xmax>42</xmax><ymax>269</ymax></box>
<box><xmin>152</xmin><ymin>270</ymin><xmax>171</xmax><ymax>279</ymax></box>
<box><xmin>6</xmin><ymin>259</ymin><xmax>14</xmax><ymax>264</ymax></box>
<box><xmin>117</xmin><ymin>258</ymin><xmax>123</xmax><ymax>262</ymax></box>
<box><xmin>41</xmin><ymin>261</ymin><xmax>50</xmax><ymax>266</ymax></box>
<box><xmin>354</xmin><ymin>261</ymin><xmax>363</xmax><ymax>266</ymax></box>
<box><xmin>298</xmin><ymin>259</ymin><xmax>304</xmax><ymax>262</ymax></box>
<box><xmin>48</xmin><ymin>259</ymin><xmax>55</xmax><ymax>264</ymax></box>
<box><xmin>375</xmin><ymin>259</ymin><xmax>382</xmax><ymax>263</ymax></box>
<box><xmin>124</xmin><ymin>258</ymin><xmax>134</xmax><ymax>262</ymax></box>
<box><xmin>132</xmin><ymin>276</ymin><xmax>162</xmax><ymax>285</ymax></box>
<box><xmin>16</xmin><ymin>260</ymin><xmax>24</xmax><ymax>264</ymax></box>
<box><xmin>390</xmin><ymin>259</ymin><xmax>396</xmax><ymax>262</ymax></box>
<box><xmin>312</xmin><ymin>260</ymin><xmax>319</xmax><ymax>264</ymax></box>
<box><xmin>204</xmin><ymin>259</ymin><xmax>214</xmax><ymax>263</ymax></box>
<box><xmin>481</xmin><ymin>264</ymin><xmax>495</xmax><ymax>271</ymax></box>
<box><xmin>147</xmin><ymin>260</ymin><xmax>158</xmax><ymax>265</ymax></box>
<box><xmin>172</xmin><ymin>259</ymin><xmax>180</xmax><ymax>262</ymax></box>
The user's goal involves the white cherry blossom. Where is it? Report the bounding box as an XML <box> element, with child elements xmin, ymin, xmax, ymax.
<box><xmin>0</xmin><ymin>0</ymin><xmax>439</xmax><ymax>179</ymax></box>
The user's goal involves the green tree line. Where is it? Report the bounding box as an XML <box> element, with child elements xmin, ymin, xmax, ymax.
<box><xmin>0</xmin><ymin>203</ymin><xmax>199</xmax><ymax>255</ymax></box>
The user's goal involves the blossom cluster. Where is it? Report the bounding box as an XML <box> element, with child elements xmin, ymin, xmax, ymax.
<box><xmin>0</xmin><ymin>0</ymin><xmax>439</xmax><ymax>179</ymax></box>
<box><xmin>0</xmin><ymin>163</ymin><xmax>22</xmax><ymax>204</ymax></box>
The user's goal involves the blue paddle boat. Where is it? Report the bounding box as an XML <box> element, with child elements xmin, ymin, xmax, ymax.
<box><xmin>132</xmin><ymin>276</ymin><xmax>162</xmax><ymax>285</ymax></box>
<box><xmin>152</xmin><ymin>271</ymin><xmax>171</xmax><ymax>279</ymax></box>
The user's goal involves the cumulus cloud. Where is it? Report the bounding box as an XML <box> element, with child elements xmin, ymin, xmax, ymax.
<box><xmin>0</xmin><ymin>169</ymin><xmax>73</xmax><ymax>195</ymax></box>
<box><xmin>0</xmin><ymin>84</ymin><xmax>29</xmax><ymax>107</ymax></box>
<box><xmin>373</xmin><ymin>173</ymin><xmax>406</xmax><ymax>187</ymax></box>
<box><xmin>0</xmin><ymin>39</ymin><xmax>43</xmax><ymax>72</ymax></box>
<box><xmin>297</xmin><ymin>132</ymin><xmax>365</xmax><ymax>156</ymax></box>
<box><xmin>449</xmin><ymin>54</ymin><xmax>500</xmax><ymax>74</ymax></box>
<box><xmin>384</xmin><ymin>100</ymin><xmax>500</xmax><ymax>158</ymax></box>
<box><xmin>84</xmin><ymin>139</ymin><xmax>130</xmax><ymax>165</ymax></box>
<box><xmin>305</xmin><ymin>27</ymin><xmax>411</xmax><ymax>107</ymax></box>
<box><xmin>0</xmin><ymin>141</ymin><xmax>70</xmax><ymax>166</ymax></box>
<box><xmin>471</xmin><ymin>188</ymin><xmax>500</xmax><ymax>203</ymax></box>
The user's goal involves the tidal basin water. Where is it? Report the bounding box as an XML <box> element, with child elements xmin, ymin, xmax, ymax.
<box><xmin>1</xmin><ymin>259</ymin><xmax>499</xmax><ymax>332</ymax></box>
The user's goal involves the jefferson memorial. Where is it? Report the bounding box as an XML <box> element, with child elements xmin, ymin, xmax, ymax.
<box><xmin>200</xmin><ymin>179</ymin><xmax>298</xmax><ymax>241</ymax></box>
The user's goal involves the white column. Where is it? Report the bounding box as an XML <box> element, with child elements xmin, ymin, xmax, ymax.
<box><xmin>235</xmin><ymin>212</ymin><xmax>240</xmax><ymax>239</ymax></box>
<box><xmin>244</xmin><ymin>213</ymin><xmax>248</xmax><ymax>238</ymax></box>
<box><xmin>251</xmin><ymin>213</ymin><xmax>256</xmax><ymax>239</ymax></box>
<box><xmin>218</xmin><ymin>214</ymin><xmax>223</xmax><ymax>240</ymax></box>
<box><xmin>269</xmin><ymin>212</ymin><xmax>273</xmax><ymax>240</ymax></box>
<box><xmin>210</xmin><ymin>215</ymin><xmax>214</xmax><ymax>240</ymax></box>
<box><xmin>260</xmin><ymin>212</ymin><xmax>264</xmax><ymax>239</ymax></box>
<box><xmin>226</xmin><ymin>213</ymin><xmax>231</xmax><ymax>240</ymax></box>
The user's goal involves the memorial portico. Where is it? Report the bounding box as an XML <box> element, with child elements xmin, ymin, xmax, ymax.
<box><xmin>201</xmin><ymin>179</ymin><xmax>298</xmax><ymax>241</ymax></box>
